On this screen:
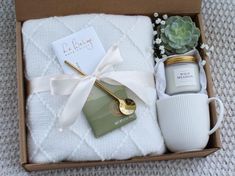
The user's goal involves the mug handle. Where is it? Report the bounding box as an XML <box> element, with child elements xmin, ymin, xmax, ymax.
<box><xmin>208</xmin><ymin>97</ymin><xmax>224</xmax><ymax>135</ymax></box>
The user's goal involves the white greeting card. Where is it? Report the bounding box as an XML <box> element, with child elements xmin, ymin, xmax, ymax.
<box><xmin>52</xmin><ymin>27</ymin><xmax>105</xmax><ymax>74</ymax></box>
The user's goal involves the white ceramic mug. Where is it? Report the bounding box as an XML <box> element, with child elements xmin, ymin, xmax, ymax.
<box><xmin>157</xmin><ymin>94</ymin><xmax>224</xmax><ymax>152</ymax></box>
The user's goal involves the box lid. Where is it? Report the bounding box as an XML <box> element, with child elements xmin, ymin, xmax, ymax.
<box><xmin>15</xmin><ymin>0</ymin><xmax>201</xmax><ymax>21</ymax></box>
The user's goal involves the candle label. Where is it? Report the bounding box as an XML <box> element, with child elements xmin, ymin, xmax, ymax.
<box><xmin>174</xmin><ymin>68</ymin><xmax>196</xmax><ymax>87</ymax></box>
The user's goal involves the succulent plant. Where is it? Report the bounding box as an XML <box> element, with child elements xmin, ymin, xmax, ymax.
<box><xmin>157</xmin><ymin>16</ymin><xmax>200</xmax><ymax>54</ymax></box>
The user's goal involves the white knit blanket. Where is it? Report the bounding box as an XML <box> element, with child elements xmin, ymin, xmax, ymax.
<box><xmin>22</xmin><ymin>14</ymin><xmax>165</xmax><ymax>163</ymax></box>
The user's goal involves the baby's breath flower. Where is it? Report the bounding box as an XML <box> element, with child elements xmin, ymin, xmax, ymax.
<box><xmin>153</xmin><ymin>31</ymin><xmax>158</xmax><ymax>36</ymax></box>
<box><xmin>160</xmin><ymin>49</ymin><xmax>165</xmax><ymax>54</ymax></box>
<box><xmin>155</xmin><ymin>38</ymin><xmax>162</xmax><ymax>44</ymax></box>
<box><xmin>160</xmin><ymin>20</ymin><xmax>166</xmax><ymax>25</ymax></box>
<box><xmin>154</xmin><ymin>12</ymin><xmax>159</xmax><ymax>17</ymax></box>
<box><xmin>200</xmin><ymin>43</ymin><xmax>210</xmax><ymax>50</ymax></box>
<box><xmin>155</xmin><ymin>18</ymin><xmax>162</xmax><ymax>24</ymax></box>
<box><xmin>200</xmin><ymin>43</ymin><xmax>206</xmax><ymax>49</ymax></box>
<box><xmin>159</xmin><ymin>45</ymin><xmax>165</xmax><ymax>50</ymax></box>
<box><xmin>162</xmin><ymin>14</ymin><xmax>168</xmax><ymax>20</ymax></box>
<box><xmin>201</xmin><ymin>60</ymin><xmax>207</xmax><ymax>66</ymax></box>
<box><xmin>160</xmin><ymin>28</ymin><xmax>165</xmax><ymax>33</ymax></box>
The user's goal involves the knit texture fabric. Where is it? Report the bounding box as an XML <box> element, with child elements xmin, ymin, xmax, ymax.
<box><xmin>22</xmin><ymin>14</ymin><xmax>165</xmax><ymax>163</ymax></box>
<box><xmin>0</xmin><ymin>0</ymin><xmax>234</xmax><ymax>175</ymax></box>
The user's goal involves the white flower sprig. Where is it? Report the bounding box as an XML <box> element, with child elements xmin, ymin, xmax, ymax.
<box><xmin>155</xmin><ymin>18</ymin><xmax>162</xmax><ymax>24</ymax></box>
<box><xmin>201</xmin><ymin>60</ymin><xmax>207</xmax><ymax>66</ymax></box>
<box><xmin>155</xmin><ymin>38</ymin><xmax>162</xmax><ymax>44</ymax></box>
<box><xmin>162</xmin><ymin>14</ymin><xmax>168</xmax><ymax>20</ymax></box>
<box><xmin>200</xmin><ymin>43</ymin><xmax>209</xmax><ymax>50</ymax></box>
<box><xmin>160</xmin><ymin>20</ymin><xmax>166</xmax><ymax>25</ymax></box>
<box><xmin>154</xmin><ymin>12</ymin><xmax>159</xmax><ymax>17</ymax></box>
<box><xmin>152</xmin><ymin>13</ymin><xmax>169</xmax><ymax>58</ymax></box>
<box><xmin>200</xmin><ymin>43</ymin><xmax>213</xmax><ymax>57</ymax></box>
<box><xmin>160</xmin><ymin>50</ymin><xmax>165</xmax><ymax>54</ymax></box>
<box><xmin>159</xmin><ymin>45</ymin><xmax>165</xmax><ymax>55</ymax></box>
<box><xmin>159</xmin><ymin>45</ymin><xmax>165</xmax><ymax>50</ymax></box>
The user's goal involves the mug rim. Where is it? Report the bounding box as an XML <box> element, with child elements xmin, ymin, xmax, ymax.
<box><xmin>157</xmin><ymin>93</ymin><xmax>208</xmax><ymax>102</ymax></box>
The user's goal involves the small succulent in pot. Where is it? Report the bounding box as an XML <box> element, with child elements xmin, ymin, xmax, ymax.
<box><xmin>154</xmin><ymin>16</ymin><xmax>201</xmax><ymax>56</ymax></box>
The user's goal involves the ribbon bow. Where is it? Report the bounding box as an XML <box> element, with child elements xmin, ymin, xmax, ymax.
<box><xmin>29</xmin><ymin>46</ymin><xmax>155</xmax><ymax>129</ymax></box>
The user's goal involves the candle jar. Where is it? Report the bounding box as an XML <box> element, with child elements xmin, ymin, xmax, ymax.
<box><xmin>165</xmin><ymin>56</ymin><xmax>200</xmax><ymax>95</ymax></box>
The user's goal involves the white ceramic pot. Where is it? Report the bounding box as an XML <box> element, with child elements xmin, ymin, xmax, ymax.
<box><xmin>157</xmin><ymin>94</ymin><xmax>224</xmax><ymax>152</ymax></box>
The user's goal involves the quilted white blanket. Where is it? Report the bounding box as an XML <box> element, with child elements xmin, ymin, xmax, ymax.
<box><xmin>22</xmin><ymin>14</ymin><xmax>165</xmax><ymax>163</ymax></box>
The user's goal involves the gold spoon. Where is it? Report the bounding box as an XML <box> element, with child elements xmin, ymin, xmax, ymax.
<box><xmin>64</xmin><ymin>60</ymin><xmax>136</xmax><ymax>116</ymax></box>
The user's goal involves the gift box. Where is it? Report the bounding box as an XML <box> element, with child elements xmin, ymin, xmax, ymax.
<box><xmin>15</xmin><ymin>0</ymin><xmax>221</xmax><ymax>171</ymax></box>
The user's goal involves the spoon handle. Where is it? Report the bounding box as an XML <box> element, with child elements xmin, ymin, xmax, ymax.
<box><xmin>94</xmin><ymin>80</ymin><xmax>120</xmax><ymax>101</ymax></box>
<box><xmin>64</xmin><ymin>60</ymin><xmax>120</xmax><ymax>101</ymax></box>
<box><xmin>64</xmin><ymin>60</ymin><xmax>86</xmax><ymax>76</ymax></box>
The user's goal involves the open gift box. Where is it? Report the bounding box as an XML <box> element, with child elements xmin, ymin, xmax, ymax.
<box><xmin>15</xmin><ymin>0</ymin><xmax>222</xmax><ymax>171</ymax></box>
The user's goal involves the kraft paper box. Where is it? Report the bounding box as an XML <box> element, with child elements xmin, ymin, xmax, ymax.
<box><xmin>15</xmin><ymin>0</ymin><xmax>222</xmax><ymax>171</ymax></box>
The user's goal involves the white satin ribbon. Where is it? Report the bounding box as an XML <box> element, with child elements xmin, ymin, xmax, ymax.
<box><xmin>29</xmin><ymin>46</ymin><xmax>155</xmax><ymax>128</ymax></box>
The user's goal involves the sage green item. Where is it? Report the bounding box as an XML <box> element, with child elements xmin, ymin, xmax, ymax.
<box><xmin>83</xmin><ymin>83</ymin><xmax>136</xmax><ymax>138</ymax></box>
